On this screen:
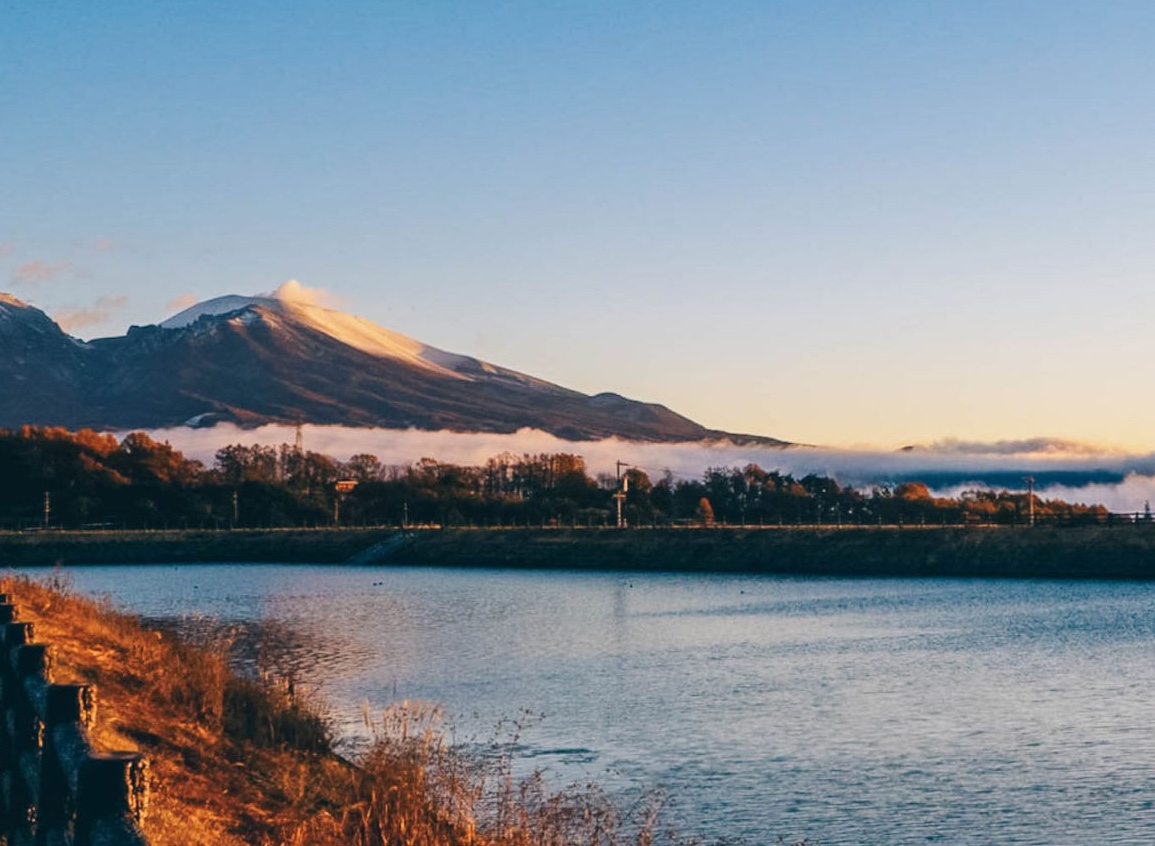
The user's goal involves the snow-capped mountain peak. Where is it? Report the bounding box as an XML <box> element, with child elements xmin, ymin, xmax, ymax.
<box><xmin>160</xmin><ymin>287</ymin><xmax>469</xmax><ymax>379</ymax></box>
<box><xmin>0</xmin><ymin>285</ymin><xmax>787</xmax><ymax>444</ymax></box>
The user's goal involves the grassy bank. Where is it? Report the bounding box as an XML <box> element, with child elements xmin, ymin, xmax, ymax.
<box><xmin>1</xmin><ymin>574</ymin><xmax>333</xmax><ymax>845</ymax></box>
<box><xmin>4</xmin><ymin>525</ymin><xmax>1155</xmax><ymax>579</ymax></box>
<box><xmin>2</xmin><ymin>574</ymin><xmax>701</xmax><ymax>846</ymax></box>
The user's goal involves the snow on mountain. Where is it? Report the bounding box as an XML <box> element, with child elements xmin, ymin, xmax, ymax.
<box><xmin>157</xmin><ymin>283</ymin><xmax>568</xmax><ymax>388</ymax></box>
<box><xmin>0</xmin><ymin>293</ymin><xmax>87</xmax><ymax>346</ymax></box>
<box><xmin>0</xmin><ymin>285</ymin><xmax>788</xmax><ymax>443</ymax></box>
<box><xmin>284</xmin><ymin>300</ymin><xmax>470</xmax><ymax>379</ymax></box>
<box><xmin>160</xmin><ymin>286</ymin><xmax>472</xmax><ymax>379</ymax></box>
<box><xmin>159</xmin><ymin>294</ymin><xmax>275</xmax><ymax>329</ymax></box>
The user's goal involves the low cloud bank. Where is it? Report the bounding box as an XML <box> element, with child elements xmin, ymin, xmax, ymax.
<box><xmin>142</xmin><ymin>424</ymin><xmax>1155</xmax><ymax>513</ymax></box>
<box><xmin>916</xmin><ymin>437</ymin><xmax>1123</xmax><ymax>456</ymax></box>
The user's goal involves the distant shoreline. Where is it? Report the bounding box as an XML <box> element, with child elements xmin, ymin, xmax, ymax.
<box><xmin>3</xmin><ymin>525</ymin><xmax>1155</xmax><ymax>579</ymax></box>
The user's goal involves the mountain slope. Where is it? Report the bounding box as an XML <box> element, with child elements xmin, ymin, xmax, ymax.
<box><xmin>0</xmin><ymin>291</ymin><xmax>788</xmax><ymax>445</ymax></box>
<box><xmin>0</xmin><ymin>294</ymin><xmax>92</xmax><ymax>426</ymax></box>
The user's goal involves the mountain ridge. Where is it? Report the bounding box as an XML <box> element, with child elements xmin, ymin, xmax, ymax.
<box><xmin>0</xmin><ymin>290</ymin><xmax>789</xmax><ymax>446</ymax></box>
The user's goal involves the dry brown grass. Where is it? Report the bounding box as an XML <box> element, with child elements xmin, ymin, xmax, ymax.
<box><xmin>1</xmin><ymin>572</ymin><xmax>350</xmax><ymax>845</ymax></box>
<box><xmin>2</xmin><ymin>573</ymin><xmax>248</xmax><ymax>845</ymax></box>
<box><xmin>273</xmin><ymin>701</ymin><xmax>672</xmax><ymax>846</ymax></box>
<box><xmin>1</xmin><ymin>572</ymin><xmax>695</xmax><ymax>846</ymax></box>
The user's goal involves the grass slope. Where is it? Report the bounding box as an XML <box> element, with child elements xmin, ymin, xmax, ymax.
<box><xmin>0</xmin><ymin>574</ymin><xmax>708</xmax><ymax>846</ymax></box>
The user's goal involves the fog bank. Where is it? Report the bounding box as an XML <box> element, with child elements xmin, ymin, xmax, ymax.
<box><xmin>141</xmin><ymin>424</ymin><xmax>1155</xmax><ymax>513</ymax></box>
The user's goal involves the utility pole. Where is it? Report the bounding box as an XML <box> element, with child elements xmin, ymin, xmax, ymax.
<box><xmin>1023</xmin><ymin>476</ymin><xmax>1035</xmax><ymax>527</ymax></box>
<box><xmin>43</xmin><ymin>491</ymin><xmax>50</xmax><ymax>530</ymax></box>
<box><xmin>232</xmin><ymin>489</ymin><xmax>239</xmax><ymax>528</ymax></box>
<box><xmin>614</xmin><ymin>461</ymin><xmax>629</xmax><ymax>529</ymax></box>
<box><xmin>403</xmin><ymin>501</ymin><xmax>410</xmax><ymax>529</ymax></box>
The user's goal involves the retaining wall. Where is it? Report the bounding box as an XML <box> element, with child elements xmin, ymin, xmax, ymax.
<box><xmin>0</xmin><ymin>593</ymin><xmax>149</xmax><ymax>846</ymax></box>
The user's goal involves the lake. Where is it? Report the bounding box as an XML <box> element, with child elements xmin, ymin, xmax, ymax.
<box><xmin>30</xmin><ymin>564</ymin><xmax>1155</xmax><ymax>845</ymax></box>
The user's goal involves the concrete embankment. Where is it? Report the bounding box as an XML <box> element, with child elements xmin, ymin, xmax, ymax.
<box><xmin>3</xmin><ymin>525</ymin><xmax>1155</xmax><ymax>578</ymax></box>
<box><xmin>395</xmin><ymin>526</ymin><xmax>1155</xmax><ymax>579</ymax></box>
<box><xmin>0</xmin><ymin>528</ymin><xmax>384</xmax><ymax>565</ymax></box>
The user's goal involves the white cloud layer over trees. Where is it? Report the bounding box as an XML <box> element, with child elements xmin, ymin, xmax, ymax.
<box><xmin>141</xmin><ymin>424</ymin><xmax>1155</xmax><ymax>513</ymax></box>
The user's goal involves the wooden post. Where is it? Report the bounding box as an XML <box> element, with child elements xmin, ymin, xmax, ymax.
<box><xmin>0</xmin><ymin>597</ymin><xmax>151</xmax><ymax>846</ymax></box>
<box><xmin>0</xmin><ymin>622</ymin><xmax>34</xmax><ymax>834</ymax></box>
<box><xmin>75</xmin><ymin>753</ymin><xmax>149</xmax><ymax>846</ymax></box>
<box><xmin>9</xmin><ymin>644</ymin><xmax>52</xmax><ymax>844</ymax></box>
<box><xmin>4</xmin><ymin>622</ymin><xmax>34</xmax><ymax>649</ymax></box>
<box><xmin>38</xmin><ymin>684</ymin><xmax>98</xmax><ymax>844</ymax></box>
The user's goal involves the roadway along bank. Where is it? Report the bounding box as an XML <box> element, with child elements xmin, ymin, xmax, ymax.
<box><xmin>2</xmin><ymin>525</ymin><xmax>1155</xmax><ymax>579</ymax></box>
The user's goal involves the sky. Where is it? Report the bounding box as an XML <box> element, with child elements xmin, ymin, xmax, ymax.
<box><xmin>5</xmin><ymin>1</ymin><xmax>1155</xmax><ymax>450</ymax></box>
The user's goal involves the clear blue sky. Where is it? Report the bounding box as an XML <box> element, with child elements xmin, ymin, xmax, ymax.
<box><xmin>5</xmin><ymin>1</ymin><xmax>1155</xmax><ymax>448</ymax></box>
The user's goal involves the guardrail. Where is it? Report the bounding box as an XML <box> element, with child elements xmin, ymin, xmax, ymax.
<box><xmin>0</xmin><ymin>593</ymin><xmax>149</xmax><ymax>846</ymax></box>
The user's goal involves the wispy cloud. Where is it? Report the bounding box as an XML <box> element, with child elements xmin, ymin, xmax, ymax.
<box><xmin>12</xmin><ymin>259</ymin><xmax>75</xmax><ymax>285</ymax></box>
<box><xmin>70</xmin><ymin>237</ymin><xmax>119</xmax><ymax>254</ymax></box>
<box><xmin>265</xmin><ymin>279</ymin><xmax>343</xmax><ymax>309</ymax></box>
<box><xmin>54</xmin><ymin>295</ymin><xmax>130</xmax><ymax>333</ymax></box>
<box><xmin>165</xmin><ymin>293</ymin><xmax>199</xmax><ymax>314</ymax></box>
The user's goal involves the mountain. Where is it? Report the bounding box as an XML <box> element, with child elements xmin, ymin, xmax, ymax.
<box><xmin>0</xmin><ymin>293</ymin><xmax>93</xmax><ymax>426</ymax></box>
<box><xmin>0</xmin><ymin>288</ymin><xmax>788</xmax><ymax>445</ymax></box>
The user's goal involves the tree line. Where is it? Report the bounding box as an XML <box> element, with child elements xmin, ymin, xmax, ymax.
<box><xmin>0</xmin><ymin>426</ymin><xmax>1114</xmax><ymax>531</ymax></box>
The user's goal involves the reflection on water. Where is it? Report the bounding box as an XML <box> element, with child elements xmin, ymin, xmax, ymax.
<box><xmin>35</xmin><ymin>564</ymin><xmax>1155</xmax><ymax>845</ymax></box>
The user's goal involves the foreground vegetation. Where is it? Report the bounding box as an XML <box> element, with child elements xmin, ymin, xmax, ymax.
<box><xmin>3</xmin><ymin>573</ymin><xmax>754</xmax><ymax>846</ymax></box>
<box><xmin>0</xmin><ymin>426</ymin><xmax>1113</xmax><ymax>531</ymax></box>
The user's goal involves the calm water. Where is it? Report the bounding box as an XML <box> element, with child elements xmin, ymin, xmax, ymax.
<box><xmin>28</xmin><ymin>564</ymin><xmax>1155</xmax><ymax>845</ymax></box>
